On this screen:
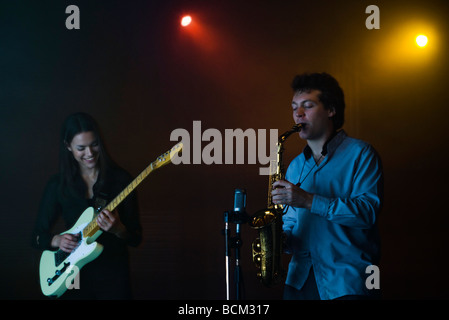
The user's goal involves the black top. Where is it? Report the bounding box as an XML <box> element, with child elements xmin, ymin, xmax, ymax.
<box><xmin>32</xmin><ymin>166</ymin><xmax>142</xmax><ymax>299</ymax></box>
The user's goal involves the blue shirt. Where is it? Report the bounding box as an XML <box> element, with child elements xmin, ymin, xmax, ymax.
<box><xmin>283</xmin><ymin>130</ymin><xmax>383</xmax><ymax>299</ymax></box>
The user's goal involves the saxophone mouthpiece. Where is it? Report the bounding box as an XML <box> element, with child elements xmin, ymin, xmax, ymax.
<box><xmin>279</xmin><ymin>123</ymin><xmax>302</xmax><ymax>143</ymax></box>
<box><xmin>293</xmin><ymin>123</ymin><xmax>302</xmax><ymax>132</ymax></box>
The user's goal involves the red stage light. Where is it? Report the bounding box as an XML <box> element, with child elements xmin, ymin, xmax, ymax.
<box><xmin>181</xmin><ymin>15</ymin><xmax>192</xmax><ymax>27</ymax></box>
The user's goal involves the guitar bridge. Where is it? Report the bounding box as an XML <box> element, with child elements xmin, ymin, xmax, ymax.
<box><xmin>47</xmin><ymin>262</ymin><xmax>70</xmax><ymax>286</ymax></box>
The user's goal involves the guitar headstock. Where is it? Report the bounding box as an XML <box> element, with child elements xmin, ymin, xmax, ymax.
<box><xmin>152</xmin><ymin>142</ymin><xmax>183</xmax><ymax>169</ymax></box>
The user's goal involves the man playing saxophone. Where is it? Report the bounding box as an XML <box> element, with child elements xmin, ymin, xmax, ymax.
<box><xmin>271</xmin><ymin>72</ymin><xmax>383</xmax><ymax>300</ymax></box>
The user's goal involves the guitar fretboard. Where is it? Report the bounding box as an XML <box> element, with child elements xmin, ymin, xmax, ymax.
<box><xmin>81</xmin><ymin>142</ymin><xmax>181</xmax><ymax>239</ymax></box>
<box><xmin>82</xmin><ymin>163</ymin><xmax>154</xmax><ymax>239</ymax></box>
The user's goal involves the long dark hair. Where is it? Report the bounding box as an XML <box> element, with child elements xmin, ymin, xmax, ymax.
<box><xmin>59</xmin><ymin>112</ymin><xmax>116</xmax><ymax>196</ymax></box>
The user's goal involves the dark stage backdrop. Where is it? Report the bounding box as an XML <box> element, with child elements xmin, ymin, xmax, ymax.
<box><xmin>1</xmin><ymin>0</ymin><xmax>448</xmax><ymax>299</ymax></box>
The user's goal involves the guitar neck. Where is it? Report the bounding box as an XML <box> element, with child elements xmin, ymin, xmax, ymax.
<box><xmin>81</xmin><ymin>142</ymin><xmax>182</xmax><ymax>239</ymax></box>
<box><xmin>82</xmin><ymin>163</ymin><xmax>154</xmax><ymax>239</ymax></box>
<box><xmin>107</xmin><ymin>163</ymin><xmax>154</xmax><ymax>212</ymax></box>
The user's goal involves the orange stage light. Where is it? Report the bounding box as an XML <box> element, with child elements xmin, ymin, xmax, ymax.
<box><xmin>181</xmin><ymin>15</ymin><xmax>192</xmax><ymax>27</ymax></box>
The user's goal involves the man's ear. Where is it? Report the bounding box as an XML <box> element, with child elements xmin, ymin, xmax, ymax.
<box><xmin>328</xmin><ymin>106</ymin><xmax>336</xmax><ymax>118</ymax></box>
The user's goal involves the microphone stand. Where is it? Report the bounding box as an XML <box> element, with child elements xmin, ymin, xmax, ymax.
<box><xmin>224</xmin><ymin>211</ymin><xmax>230</xmax><ymax>300</ymax></box>
<box><xmin>232</xmin><ymin>218</ymin><xmax>244</xmax><ymax>300</ymax></box>
<box><xmin>223</xmin><ymin>189</ymin><xmax>249</xmax><ymax>300</ymax></box>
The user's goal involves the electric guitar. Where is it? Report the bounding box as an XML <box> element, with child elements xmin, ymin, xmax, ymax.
<box><xmin>39</xmin><ymin>142</ymin><xmax>183</xmax><ymax>297</ymax></box>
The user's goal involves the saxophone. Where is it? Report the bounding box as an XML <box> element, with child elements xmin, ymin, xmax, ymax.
<box><xmin>249</xmin><ymin>123</ymin><xmax>302</xmax><ymax>287</ymax></box>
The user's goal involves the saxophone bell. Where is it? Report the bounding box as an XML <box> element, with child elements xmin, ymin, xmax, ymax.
<box><xmin>249</xmin><ymin>208</ymin><xmax>285</xmax><ymax>287</ymax></box>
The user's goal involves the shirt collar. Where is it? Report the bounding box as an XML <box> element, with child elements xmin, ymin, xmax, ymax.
<box><xmin>303</xmin><ymin>130</ymin><xmax>347</xmax><ymax>159</ymax></box>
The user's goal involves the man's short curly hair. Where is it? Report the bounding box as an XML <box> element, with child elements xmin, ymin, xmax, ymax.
<box><xmin>291</xmin><ymin>72</ymin><xmax>345</xmax><ymax>130</ymax></box>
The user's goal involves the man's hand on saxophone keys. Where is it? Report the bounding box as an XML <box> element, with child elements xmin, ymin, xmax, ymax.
<box><xmin>272</xmin><ymin>180</ymin><xmax>314</xmax><ymax>210</ymax></box>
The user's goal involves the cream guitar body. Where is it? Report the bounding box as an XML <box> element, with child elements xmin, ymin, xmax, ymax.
<box><xmin>39</xmin><ymin>207</ymin><xmax>102</xmax><ymax>297</ymax></box>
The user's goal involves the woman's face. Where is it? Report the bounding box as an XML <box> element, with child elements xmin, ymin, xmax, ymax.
<box><xmin>67</xmin><ymin>131</ymin><xmax>100</xmax><ymax>172</ymax></box>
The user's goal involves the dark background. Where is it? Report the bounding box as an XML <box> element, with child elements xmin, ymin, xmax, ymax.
<box><xmin>1</xmin><ymin>0</ymin><xmax>448</xmax><ymax>299</ymax></box>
